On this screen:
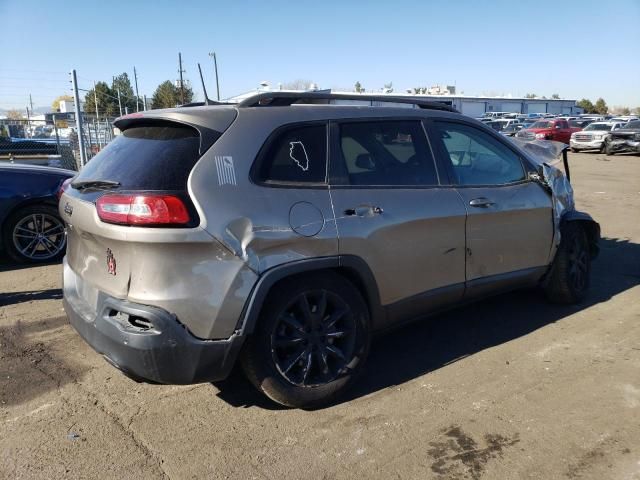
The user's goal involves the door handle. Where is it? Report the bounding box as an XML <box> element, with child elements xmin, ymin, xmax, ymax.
<box><xmin>469</xmin><ymin>197</ymin><xmax>495</xmax><ymax>208</ymax></box>
<box><xmin>344</xmin><ymin>205</ymin><xmax>383</xmax><ymax>217</ymax></box>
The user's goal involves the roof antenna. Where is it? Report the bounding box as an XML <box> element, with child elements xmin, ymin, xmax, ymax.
<box><xmin>198</xmin><ymin>63</ymin><xmax>212</xmax><ymax>105</ymax></box>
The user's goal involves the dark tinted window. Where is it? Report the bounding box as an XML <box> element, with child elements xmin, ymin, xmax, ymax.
<box><xmin>338</xmin><ymin>121</ymin><xmax>438</xmax><ymax>186</ymax></box>
<box><xmin>434</xmin><ymin>122</ymin><xmax>525</xmax><ymax>186</ymax></box>
<box><xmin>74</xmin><ymin>123</ymin><xmax>202</xmax><ymax>191</ymax></box>
<box><xmin>258</xmin><ymin>124</ymin><xmax>327</xmax><ymax>183</ymax></box>
<box><xmin>627</xmin><ymin>120</ymin><xmax>640</xmax><ymax>129</ymax></box>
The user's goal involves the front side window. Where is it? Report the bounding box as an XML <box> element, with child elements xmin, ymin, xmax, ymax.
<box><xmin>434</xmin><ymin>122</ymin><xmax>525</xmax><ymax>186</ymax></box>
<box><xmin>256</xmin><ymin>124</ymin><xmax>327</xmax><ymax>184</ymax></box>
<box><xmin>338</xmin><ymin>121</ymin><xmax>438</xmax><ymax>186</ymax></box>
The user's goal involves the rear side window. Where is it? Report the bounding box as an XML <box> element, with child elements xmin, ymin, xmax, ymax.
<box><xmin>256</xmin><ymin>124</ymin><xmax>327</xmax><ymax>184</ymax></box>
<box><xmin>338</xmin><ymin>121</ymin><xmax>438</xmax><ymax>186</ymax></box>
<box><xmin>74</xmin><ymin>123</ymin><xmax>203</xmax><ymax>191</ymax></box>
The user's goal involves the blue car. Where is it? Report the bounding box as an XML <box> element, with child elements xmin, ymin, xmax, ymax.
<box><xmin>0</xmin><ymin>163</ymin><xmax>75</xmax><ymax>263</ymax></box>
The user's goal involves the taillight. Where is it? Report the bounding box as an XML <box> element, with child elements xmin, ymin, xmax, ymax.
<box><xmin>96</xmin><ymin>194</ymin><xmax>190</xmax><ymax>226</ymax></box>
<box><xmin>57</xmin><ymin>178</ymin><xmax>73</xmax><ymax>201</ymax></box>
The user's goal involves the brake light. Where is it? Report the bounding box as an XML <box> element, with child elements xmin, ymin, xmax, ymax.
<box><xmin>57</xmin><ymin>178</ymin><xmax>73</xmax><ymax>201</ymax></box>
<box><xmin>96</xmin><ymin>194</ymin><xmax>190</xmax><ymax>226</ymax></box>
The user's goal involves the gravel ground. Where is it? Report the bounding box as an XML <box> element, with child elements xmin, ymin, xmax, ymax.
<box><xmin>1</xmin><ymin>151</ymin><xmax>639</xmax><ymax>480</ymax></box>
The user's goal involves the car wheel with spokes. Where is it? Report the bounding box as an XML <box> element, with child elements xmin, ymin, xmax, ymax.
<box><xmin>241</xmin><ymin>272</ymin><xmax>370</xmax><ymax>408</ymax></box>
<box><xmin>3</xmin><ymin>205</ymin><xmax>66</xmax><ymax>263</ymax></box>
<box><xmin>544</xmin><ymin>222</ymin><xmax>591</xmax><ymax>304</ymax></box>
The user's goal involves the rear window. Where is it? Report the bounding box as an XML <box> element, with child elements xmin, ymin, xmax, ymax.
<box><xmin>529</xmin><ymin>121</ymin><xmax>553</xmax><ymax>129</ymax></box>
<box><xmin>74</xmin><ymin>123</ymin><xmax>204</xmax><ymax>191</ymax></box>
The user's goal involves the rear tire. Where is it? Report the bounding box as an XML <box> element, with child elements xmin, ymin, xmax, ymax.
<box><xmin>241</xmin><ymin>272</ymin><xmax>371</xmax><ymax>408</ymax></box>
<box><xmin>2</xmin><ymin>205</ymin><xmax>66</xmax><ymax>264</ymax></box>
<box><xmin>544</xmin><ymin>223</ymin><xmax>591</xmax><ymax>304</ymax></box>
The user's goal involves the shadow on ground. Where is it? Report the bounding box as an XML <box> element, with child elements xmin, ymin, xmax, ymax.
<box><xmin>213</xmin><ymin>236</ymin><xmax>640</xmax><ymax>409</ymax></box>
<box><xmin>0</xmin><ymin>315</ymin><xmax>89</xmax><ymax>407</ymax></box>
<box><xmin>0</xmin><ymin>288</ymin><xmax>62</xmax><ymax>307</ymax></box>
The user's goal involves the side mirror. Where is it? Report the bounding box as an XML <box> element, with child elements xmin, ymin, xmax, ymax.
<box><xmin>355</xmin><ymin>153</ymin><xmax>375</xmax><ymax>170</ymax></box>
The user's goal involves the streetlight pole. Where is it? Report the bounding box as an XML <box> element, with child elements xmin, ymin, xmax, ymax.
<box><xmin>209</xmin><ymin>51</ymin><xmax>220</xmax><ymax>101</ymax></box>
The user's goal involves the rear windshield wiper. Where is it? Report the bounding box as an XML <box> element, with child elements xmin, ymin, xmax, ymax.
<box><xmin>71</xmin><ymin>180</ymin><xmax>121</xmax><ymax>191</ymax></box>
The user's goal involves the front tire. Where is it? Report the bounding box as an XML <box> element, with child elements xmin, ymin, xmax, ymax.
<box><xmin>604</xmin><ymin>140</ymin><xmax>615</xmax><ymax>155</ymax></box>
<box><xmin>241</xmin><ymin>272</ymin><xmax>371</xmax><ymax>408</ymax></box>
<box><xmin>544</xmin><ymin>223</ymin><xmax>591</xmax><ymax>304</ymax></box>
<box><xmin>2</xmin><ymin>205</ymin><xmax>66</xmax><ymax>264</ymax></box>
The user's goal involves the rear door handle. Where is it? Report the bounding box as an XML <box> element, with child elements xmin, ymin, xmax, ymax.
<box><xmin>469</xmin><ymin>197</ymin><xmax>495</xmax><ymax>208</ymax></box>
<box><xmin>344</xmin><ymin>205</ymin><xmax>383</xmax><ymax>217</ymax></box>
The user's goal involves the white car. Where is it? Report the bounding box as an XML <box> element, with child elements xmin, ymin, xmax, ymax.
<box><xmin>570</xmin><ymin>122</ymin><xmax>626</xmax><ymax>153</ymax></box>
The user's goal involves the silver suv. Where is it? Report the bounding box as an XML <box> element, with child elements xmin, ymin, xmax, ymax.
<box><xmin>60</xmin><ymin>93</ymin><xmax>599</xmax><ymax>408</ymax></box>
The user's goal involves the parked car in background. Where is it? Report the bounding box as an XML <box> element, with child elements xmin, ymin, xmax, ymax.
<box><xmin>570</xmin><ymin>122</ymin><xmax>627</xmax><ymax>153</ymax></box>
<box><xmin>570</xmin><ymin>119</ymin><xmax>594</xmax><ymax>129</ymax></box>
<box><xmin>501</xmin><ymin>123</ymin><xmax>525</xmax><ymax>137</ymax></box>
<box><xmin>516</xmin><ymin>119</ymin><xmax>582</xmax><ymax>144</ymax></box>
<box><xmin>60</xmin><ymin>92</ymin><xmax>599</xmax><ymax>408</ymax></box>
<box><xmin>610</xmin><ymin>116</ymin><xmax>638</xmax><ymax>123</ymax></box>
<box><xmin>604</xmin><ymin>119</ymin><xmax>640</xmax><ymax>155</ymax></box>
<box><xmin>0</xmin><ymin>164</ymin><xmax>74</xmax><ymax>263</ymax></box>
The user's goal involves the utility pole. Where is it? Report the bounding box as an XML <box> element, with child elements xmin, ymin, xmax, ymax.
<box><xmin>133</xmin><ymin>66</ymin><xmax>140</xmax><ymax>112</ymax></box>
<box><xmin>117</xmin><ymin>88</ymin><xmax>123</xmax><ymax>116</ymax></box>
<box><xmin>70</xmin><ymin>69</ymin><xmax>87</xmax><ymax>167</ymax></box>
<box><xmin>178</xmin><ymin>52</ymin><xmax>185</xmax><ymax>104</ymax></box>
<box><xmin>93</xmin><ymin>81</ymin><xmax>100</xmax><ymax>122</ymax></box>
<box><xmin>143</xmin><ymin>95</ymin><xmax>148</xmax><ymax>111</ymax></box>
<box><xmin>25</xmin><ymin>107</ymin><xmax>31</xmax><ymax>138</ymax></box>
<box><xmin>29</xmin><ymin>94</ymin><xmax>34</xmax><ymax>113</ymax></box>
<box><xmin>209</xmin><ymin>52</ymin><xmax>220</xmax><ymax>101</ymax></box>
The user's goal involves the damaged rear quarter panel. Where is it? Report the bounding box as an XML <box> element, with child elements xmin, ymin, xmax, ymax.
<box><xmin>189</xmin><ymin>108</ymin><xmax>339</xmax><ymax>274</ymax></box>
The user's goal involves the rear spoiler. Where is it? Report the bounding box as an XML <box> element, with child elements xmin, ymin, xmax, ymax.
<box><xmin>113</xmin><ymin>108</ymin><xmax>237</xmax><ymax>156</ymax></box>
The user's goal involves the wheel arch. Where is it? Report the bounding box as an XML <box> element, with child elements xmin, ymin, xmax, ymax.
<box><xmin>238</xmin><ymin>255</ymin><xmax>384</xmax><ymax>335</ymax></box>
<box><xmin>560</xmin><ymin>210</ymin><xmax>600</xmax><ymax>259</ymax></box>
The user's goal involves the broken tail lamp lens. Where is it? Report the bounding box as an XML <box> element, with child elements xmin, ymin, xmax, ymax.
<box><xmin>96</xmin><ymin>194</ymin><xmax>190</xmax><ymax>226</ymax></box>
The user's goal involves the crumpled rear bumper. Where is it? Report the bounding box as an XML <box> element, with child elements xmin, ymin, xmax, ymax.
<box><xmin>63</xmin><ymin>259</ymin><xmax>244</xmax><ymax>384</ymax></box>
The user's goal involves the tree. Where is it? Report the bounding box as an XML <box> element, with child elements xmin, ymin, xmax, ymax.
<box><xmin>111</xmin><ymin>72</ymin><xmax>137</xmax><ymax>113</ymax></box>
<box><xmin>282</xmin><ymin>79</ymin><xmax>314</xmax><ymax>90</ymax></box>
<box><xmin>354</xmin><ymin>81</ymin><xmax>362</xmax><ymax>93</ymax></box>
<box><xmin>594</xmin><ymin>98</ymin><xmax>608</xmax><ymax>115</ymax></box>
<box><xmin>151</xmin><ymin>81</ymin><xmax>179</xmax><ymax>109</ymax></box>
<box><xmin>84</xmin><ymin>81</ymin><xmax>118</xmax><ymax>117</ymax></box>
<box><xmin>6</xmin><ymin>109</ymin><xmax>24</xmax><ymax>120</ymax></box>
<box><xmin>577</xmin><ymin>98</ymin><xmax>595</xmax><ymax>113</ymax></box>
<box><xmin>525</xmin><ymin>93</ymin><xmax>537</xmax><ymax>99</ymax></box>
<box><xmin>621</xmin><ymin>107</ymin><xmax>630</xmax><ymax>115</ymax></box>
<box><xmin>634</xmin><ymin>107</ymin><xmax>640</xmax><ymax>115</ymax></box>
<box><xmin>51</xmin><ymin>95</ymin><xmax>74</xmax><ymax>111</ymax></box>
<box><xmin>551</xmin><ymin>93</ymin><xmax>560</xmax><ymax>99</ymax></box>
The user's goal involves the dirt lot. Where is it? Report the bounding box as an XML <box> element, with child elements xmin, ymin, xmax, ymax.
<box><xmin>1</xmin><ymin>151</ymin><xmax>639</xmax><ymax>480</ymax></box>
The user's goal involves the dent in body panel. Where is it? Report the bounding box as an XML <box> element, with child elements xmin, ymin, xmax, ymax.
<box><xmin>189</xmin><ymin>110</ymin><xmax>339</xmax><ymax>276</ymax></box>
<box><xmin>456</xmin><ymin>182</ymin><xmax>554</xmax><ymax>281</ymax></box>
<box><xmin>126</xmin><ymin>239</ymin><xmax>257</xmax><ymax>339</ymax></box>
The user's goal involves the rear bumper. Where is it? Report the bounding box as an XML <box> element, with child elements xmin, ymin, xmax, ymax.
<box><xmin>608</xmin><ymin>138</ymin><xmax>640</xmax><ymax>153</ymax></box>
<box><xmin>63</xmin><ymin>261</ymin><xmax>244</xmax><ymax>384</ymax></box>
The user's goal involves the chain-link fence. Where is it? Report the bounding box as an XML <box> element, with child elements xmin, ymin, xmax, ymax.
<box><xmin>1</xmin><ymin>115</ymin><xmax>118</xmax><ymax>171</ymax></box>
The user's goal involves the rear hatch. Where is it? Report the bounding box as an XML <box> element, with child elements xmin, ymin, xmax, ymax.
<box><xmin>60</xmin><ymin>108</ymin><xmax>237</xmax><ymax>303</ymax></box>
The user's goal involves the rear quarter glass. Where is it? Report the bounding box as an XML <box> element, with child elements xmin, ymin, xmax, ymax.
<box><xmin>73</xmin><ymin>123</ymin><xmax>212</xmax><ymax>191</ymax></box>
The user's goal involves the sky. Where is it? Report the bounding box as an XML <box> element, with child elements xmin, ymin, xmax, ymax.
<box><xmin>1</xmin><ymin>0</ymin><xmax>639</xmax><ymax>112</ymax></box>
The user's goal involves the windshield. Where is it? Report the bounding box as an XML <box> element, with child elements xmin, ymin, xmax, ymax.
<box><xmin>529</xmin><ymin>121</ymin><xmax>553</xmax><ymax>129</ymax></box>
<box><xmin>626</xmin><ymin>120</ymin><xmax>640</xmax><ymax>129</ymax></box>
<box><xmin>584</xmin><ymin>123</ymin><xmax>612</xmax><ymax>132</ymax></box>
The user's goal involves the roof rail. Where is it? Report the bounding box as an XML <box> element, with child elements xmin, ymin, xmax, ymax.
<box><xmin>236</xmin><ymin>91</ymin><xmax>457</xmax><ymax>112</ymax></box>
